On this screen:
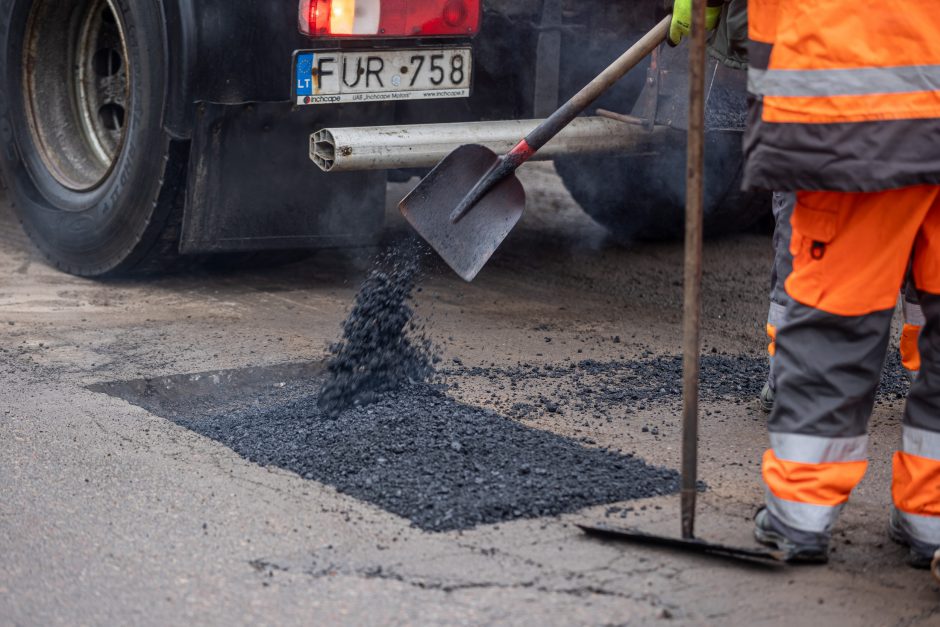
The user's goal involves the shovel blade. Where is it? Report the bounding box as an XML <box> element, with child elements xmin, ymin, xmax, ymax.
<box><xmin>577</xmin><ymin>523</ymin><xmax>785</xmax><ymax>563</ymax></box>
<box><xmin>399</xmin><ymin>144</ymin><xmax>526</xmax><ymax>282</ymax></box>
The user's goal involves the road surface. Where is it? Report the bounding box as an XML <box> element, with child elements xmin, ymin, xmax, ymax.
<box><xmin>1</xmin><ymin>165</ymin><xmax>936</xmax><ymax>625</ymax></box>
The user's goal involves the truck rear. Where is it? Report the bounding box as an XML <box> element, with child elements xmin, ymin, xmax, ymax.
<box><xmin>0</xmin><ymin>0</ymin><xmax>762</xmax><ymax>277</ymax></box>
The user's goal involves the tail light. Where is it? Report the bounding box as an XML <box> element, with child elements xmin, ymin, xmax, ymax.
<box><xmin>298</xmin><ymin>0</ymin><xmax>481</xmax><ymax>38</ymax></box>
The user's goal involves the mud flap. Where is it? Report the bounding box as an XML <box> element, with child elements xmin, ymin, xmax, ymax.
<box><xmin>181</xmin><ymin>101</ymin><xmax>391</xmax><ymax>254</ymax></box>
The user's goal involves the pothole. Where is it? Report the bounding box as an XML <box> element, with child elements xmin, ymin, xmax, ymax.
<box><xmin>89</xmin><ymin>361</ymin><xmax>680</xmax><ymax>532</ymax></box>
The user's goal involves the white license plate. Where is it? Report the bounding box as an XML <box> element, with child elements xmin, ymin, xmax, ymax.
<box><xmin>293</xmin><ymin>47</ymin><xmax>472</xmax><ymax>105</ymax></box>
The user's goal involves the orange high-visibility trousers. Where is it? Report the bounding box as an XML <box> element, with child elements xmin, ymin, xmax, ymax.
<box><xmin>763</xmin><ymin>194</ymin><xmax>922</xmax><ymax>387</ymax></box>
<box><xmin>764</xmin><ymin>186</ymin><xmax>940</xmax><ymax>547</ymax></box>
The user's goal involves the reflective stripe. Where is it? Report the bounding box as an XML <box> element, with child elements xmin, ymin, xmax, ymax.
<box><xmin>770</xmin><ymin>433</ymin><xmax>868</xmax><ymax>464</ymax></box>
<box><xmin>903</xmin><ymin>426</ymin><xmax>940</xmax><ymax>461</ymax></box>
<box><xmin>767</xmin><ymin>301</ymin><xmax>787</xmax><ymax>329</ymax></box>
<box><xmin>766</xmin><ymin>488</ymin><xmax>842</xmax><ymax>534</ymax></box>
<box><xmin>749</xmin><ymin>65</ymin><xmax>940</xmax><ymax>98</ymax></box>
<box><xmin>895</xmin><ymin>509</ymin><xmax>940</xmax><ymax>545</ymax></box>
<box><xmin>903</xmin><ymin>299</ymin><xmax>926</xmax><ymax>326</ymax></box>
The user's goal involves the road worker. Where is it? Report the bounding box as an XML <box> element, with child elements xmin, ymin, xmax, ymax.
<box><xmin>671</xmin><ymin>0</ymin><xmax>940</xmax><ymax>576</ymax></box>
<box><xmin>671</xmin><ymin>0</ymin><xmax>924</xmax><ymax>413</ymax></box>
<box><xmin>741</xmin><ymin>0</ymin><xmax>940</xmax><ymax>572</ymax></box>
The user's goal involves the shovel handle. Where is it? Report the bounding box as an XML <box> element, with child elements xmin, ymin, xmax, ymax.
<box><xmin>522</xmin><ymin>15</ymin><xmax>671</xmax><ymax>155</ymax></box>
<box><xmin>450</xmin><ymin>16</ymin><xmax>670</xmax><ymax>224</ymax></box>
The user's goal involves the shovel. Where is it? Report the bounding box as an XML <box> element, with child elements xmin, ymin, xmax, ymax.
<box><xmin>399</xmin><ymin>15</ymin><xmax>672</xmax><ymax>282</ymax></box>
<box><xmin>578</xmin><ymin>0</ymin><xmax>782</xmax><ymax>564</ymax></box>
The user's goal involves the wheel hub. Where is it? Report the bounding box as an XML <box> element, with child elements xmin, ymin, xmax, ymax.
<box><xmin>23</xmin><ymin>0</ymin><xmax>131</xmax><ymax>191</ymax></box>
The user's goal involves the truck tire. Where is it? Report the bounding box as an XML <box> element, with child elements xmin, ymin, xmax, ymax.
<box><xmin>556</xmin><ymin>129</ymin><xmax>768</xmax><ymax>241</ymax></box>
<box><xmin>0</xmin><ymin>0</ymin><xmax>188</xmax><ymax>276</ymax></box>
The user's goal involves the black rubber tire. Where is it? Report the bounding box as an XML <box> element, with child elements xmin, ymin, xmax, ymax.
<box><xmin>556</xmin><ymin>129</ymin><xmax>769</xmax><ymax>241</ymax></box>
<box><xmin>0</xmin><ymin>0</ymin><xmax>188</xmax><ymax>277</ymax></box>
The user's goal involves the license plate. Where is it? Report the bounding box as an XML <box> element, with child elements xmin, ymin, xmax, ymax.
<box><xmin>293</xmin><ymin>47</ymin><xmax>472</xmax><ymax>105</ymax></box>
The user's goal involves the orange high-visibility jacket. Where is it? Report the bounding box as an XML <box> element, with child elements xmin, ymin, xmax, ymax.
<box><xmin>743</xmin><ymin>0</ymin><xmax>940</xmax><ymax>192</ymax></box>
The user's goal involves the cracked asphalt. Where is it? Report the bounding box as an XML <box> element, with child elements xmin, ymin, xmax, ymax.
<box><xmin>1</xmin><ymin>165</ymin><xmax>938</xmax><ymax>626</ymax></box>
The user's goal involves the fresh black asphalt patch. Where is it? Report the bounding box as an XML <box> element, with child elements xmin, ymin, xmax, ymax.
<box><xmin>90</xmin><ymin>351</ymin><xmax>910</xmax><ymax>532</ymax></box>
<box><xmin>91</xmin><ymin>362</ymin><xmax>681</xmax><ymax>532</ymax></box>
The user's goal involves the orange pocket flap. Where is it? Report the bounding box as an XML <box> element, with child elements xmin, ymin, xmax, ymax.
<box><xmin>789</xmin><ymin>193</ymin><xmax>841</xmax><ymax>257</ymax></box>
<box><xmin>791</xmin><ymin>204</ymin><xmax>839</xmax><ymax>244</ymax></box>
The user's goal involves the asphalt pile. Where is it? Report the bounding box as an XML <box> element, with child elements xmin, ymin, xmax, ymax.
<box><xmin>317</xmin><ymin>243</ymin><xmax>438</xmax><ymax>415</ymax></box>
<box><xmin>180</xmin><ymin>383</ymin><xmax>680</xmax><ymax>532</ymax></box>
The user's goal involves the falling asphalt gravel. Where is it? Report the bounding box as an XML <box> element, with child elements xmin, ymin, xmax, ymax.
<box><xmin>317</xmin><ymin>243</ymin><xmax>438</xmax><ymax>416</ymax></box>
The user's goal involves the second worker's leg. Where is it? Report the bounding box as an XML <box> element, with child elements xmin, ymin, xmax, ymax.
<box><xmin>901</xmin><ymin>277</ymin><xmax>924</xmax><ymax>380</ymax></box>
<box><xmin>893</xmin><ymin>292</ymin><xmax>940</xmax><ymax>567</ymax></box>
<box><xmin>892</xmin><ymin>196</ymin><xmax>940</xmax><ymax>569</ymax></box>
<box><xmin>762</xmin><ymin>192</ymin><xmax>796</xmax><ymax>412</ymax></box>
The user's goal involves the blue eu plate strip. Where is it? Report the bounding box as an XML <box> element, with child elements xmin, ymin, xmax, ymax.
<box><xmin>295</xmin><ymin>53</ymin><xmax>314</xmax><ymax>97</ymax></box>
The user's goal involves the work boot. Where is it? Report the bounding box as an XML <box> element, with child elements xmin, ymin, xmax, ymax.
<box><xmin>888</xmin><ymin>508</ymin><xmax>939</xmax><ymax>570</ymax></box>
<box><xmin>758</xmin><ymin>382</ymin><xmax>775</xmax><ymax>413</ymax></box>
<box><xmin>754</xmin><ymin>507</ymin><xmax>829</xmax><ymax>563</ymax></box>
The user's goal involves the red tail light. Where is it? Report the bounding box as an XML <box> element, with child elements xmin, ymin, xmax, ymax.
<box><xmin>299</xmin><ymin>0</ymin><xmax>481</xmax><ymax>38</ymax></box>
